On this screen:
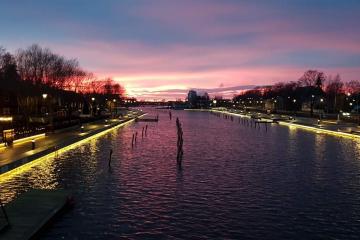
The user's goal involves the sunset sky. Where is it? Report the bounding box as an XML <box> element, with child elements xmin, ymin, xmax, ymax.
<box><xmin>1</xmin><ymin>0</ymin><xmax>360</xmax><ymax>100</ymax></box>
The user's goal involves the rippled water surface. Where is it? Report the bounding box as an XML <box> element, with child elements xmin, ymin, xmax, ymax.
<box><xmin>1</xmin><ymin>108</ymin><xmax>360</xmax><ymax>239</ymax></box>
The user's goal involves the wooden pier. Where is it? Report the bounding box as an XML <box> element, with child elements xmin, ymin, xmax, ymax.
<box><xmin>0</xmin><ymin>189</ymin><xmax>72</xmax><ymax>240</ymax></box>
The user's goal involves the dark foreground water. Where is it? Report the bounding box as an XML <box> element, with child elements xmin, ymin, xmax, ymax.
<box><xmin>1</xmin><ymin>108</ymin><xmax>360</xmax><ymax>239</ymax></box>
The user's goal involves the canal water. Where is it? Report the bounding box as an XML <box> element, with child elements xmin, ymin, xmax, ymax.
<box><xmin>1</xmin><ymin>108</ymin><xmax>360</xmax><ymax>239</ymax></box>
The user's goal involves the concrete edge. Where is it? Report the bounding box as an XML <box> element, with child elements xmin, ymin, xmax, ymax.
<box><xmin>0</xmin><ymin>115</ymin><xmax>144</xmax><ymax>177</ymax></box>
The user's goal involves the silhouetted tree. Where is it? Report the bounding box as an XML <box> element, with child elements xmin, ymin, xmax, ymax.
<box><xmin>346</xmin><ymin>80</ymin><xmax>360</xmax><ymax>95</ymax></box>
<box><xmin>298</xmin><ymin>70</ymin><xmax>326</xmax><ymax>115</ymax></box>
<box><xmin>326</xmin><ymin>74</ymin><xmax>344</xmax><ymax>112</ymax></box>
<box><xmin>298</xmin><ymin>70</ymin><xmax>326</xmax><ymax>88</ymax></box>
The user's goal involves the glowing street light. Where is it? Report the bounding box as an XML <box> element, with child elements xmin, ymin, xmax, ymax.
<box><xmin>320</xmin><ymin>98</ymin><xmax>324</xmax><ymax>102</ymax></box>
<box><xmin>91</xmin><ymin>97</ymin><xmax>95</xmax><ymax>101</ymax></box>
<box><xmin>0</xmin><ymin>116</ymin><xmax>13</xmax><ymax>122</ymax></box>
<box><xmin>113</xmin><ymin>99</ymin><xmax>116</xmax><ymax>102</ymax></box>
<box><xmin>213</xmin><ymin>100</ymin><xmax>217</xmax><ymax>104</ymax></box>
<box><xmin>42</xmin><ymin>93</ymin><xmax>48</xmax><ymax>99</ymax></box>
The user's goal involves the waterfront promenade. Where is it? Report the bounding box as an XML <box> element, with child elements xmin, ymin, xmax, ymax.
<box><xmin>0</xmin><ymin>110</ymin><xmax>143</xmax><ymax>176</ymax></box>
<box><xmin>210</xmin><ymin>108</ymin><xmax>360</xmax><ymax>139</ymax></box>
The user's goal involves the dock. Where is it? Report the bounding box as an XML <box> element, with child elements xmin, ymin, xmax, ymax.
<box><xmin>0</xmin><ymin>189</ymin><xmax>72</xmax><ymax>240</ymax></box>
<box><xmin>135</xmin><ymin>117</ymin><xmax>159</xmax><ymax>122</ymax></box>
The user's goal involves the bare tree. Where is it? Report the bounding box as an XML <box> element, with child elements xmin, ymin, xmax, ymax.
<box><xmin>326</xmin><ymin>74</ymin><xmax>344</xmax><ymax>112</ymax></box>
<box><xmin>112</xmin><ymin>83</ymin><xmax>125</xmax><ymax>96</ymax></box>
<box><xmin>16</xmin><ymin>44</ymin><xmax>81</xmax><ymax>89</ymax></box>
<box><xmin>346</xmin><ymin>80</ymin><xmax>360</xmax><ymax>95</ymax></box>
<box><xmin>298</xmin><ymin>70</ymin><xmax>326</xmax><ymax>88</ymax></box>
<box><xmin>103</xmin><ymin>78</ymin><xmax>114</xmax><ymax>95</ymax></box>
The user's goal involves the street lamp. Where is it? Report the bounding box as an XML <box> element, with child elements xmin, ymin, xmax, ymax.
<box><xmin>91</xmin><ymin>97</ymin><xmax>95</xmax><ymax>101</ymax></box>
<box><xmin>42</xmin><ymin>93</ymin><xmax>48</xmax><ymax>99</ymax></box>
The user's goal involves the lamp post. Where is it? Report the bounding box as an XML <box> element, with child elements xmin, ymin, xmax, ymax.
<box><xmin>319</xmin><ymin>98</ymin><xmax>324</xmax><ymax>121</ymax></box>
<box><xmin>213</xmin><ymin>100</ymin><xmax>217</xmax><ymax>108</ymax></box>
<box><xmin>42</xmin><ymin>93</ymin><xmax>48</xmax><ymax>114</ymax></box>
<box><xmin>310</xmin><ymin>95</ymin><xmax>315</xmax><ymax>116</ymax></box>
<box><xmin>346</xmin><ymin>92</ymin><xmax>359</xmax><ymax>125</ymax></box>
<box><xmin>113</xmin><ymin>99</ymin><xmax>117</xmax><ymax>117</ymax></box>
<box><xmin>293</xmin><ymin>99</ymin><xmax>297</xmax><ymax>116</ymax></box>
<box><xmin>91</xmin><ymin>97</ymin><xmax>96</xmax><ymax>116</ymax></box>
<box><xmin>42</xmin><ymin>93</ymin><xmax>53</xmax><ymax>132</ymax></box>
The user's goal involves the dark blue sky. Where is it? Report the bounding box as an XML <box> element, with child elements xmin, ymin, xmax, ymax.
<box><xmin>1</xmin><ymin>0</ymin><xmax>360</xmax><ymax>99</ymax></box>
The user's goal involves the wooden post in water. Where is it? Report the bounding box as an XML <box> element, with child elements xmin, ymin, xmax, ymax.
<box><xmin>142</xmin><ymin>127</ymin><xmax>144</xmax><ymax>138</ymax></box>
<box><xmin>0</xmin><ymin>198</ymin><xmax>10</xmax><ymax>228</ymax></box>
<box><xmin>108</xmin><ymin>149</ymin><xmax>113</xmax><ymax>167</ymax></box>
<box><xmin>135</xmin><ymin>132</ymin><xmax>138</xmax><ymax>143</ymax></box>
<box><xmin>145</xmin><ymin>125</ymin><xmax>148</xmax><ymax>136</ymax></box>
<box><xmin>169</xmin><ymin>111</ymin><xmax>172</xmax><ymax>120</ymax></box>
<box><xmin>131</xmin><ymin>134</ymin><xmax>135</xmax><ymax>147</ymax></box>
<box><xmin>176</xmin><ymin>118</ymin><xmax>184</xmax><ymax>167</ymax></box>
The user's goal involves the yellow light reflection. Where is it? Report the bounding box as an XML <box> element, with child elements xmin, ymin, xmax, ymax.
<box><xmin>210</xmin><ymin>109</ymin><xmax>360</xmax><ymax>141</ymax></box>
<box><xmin>0</xmin><ymin>117</ymin><xmax>140</xmax><ymax>183</ymax></box>
<box><xmin>279</xmin><ymin>122</ymin><xmax>360</xmax><ymax>140</ymax></box>
<box><xmin>0</xmin><ymin>133</ymin><xmax>46</xmax><ymax>150</ymax></box>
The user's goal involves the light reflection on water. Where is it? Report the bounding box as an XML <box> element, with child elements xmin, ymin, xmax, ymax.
<box><xmin>1</xmin><ymin>108</ymin><xmax>360</xmax><ymax>239</ymax></box>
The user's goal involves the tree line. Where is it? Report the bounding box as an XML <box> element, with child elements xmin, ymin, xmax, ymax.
<box><xmin>0</xmin><ymin>44</ymin><xmax>126</xmax><ymax>132</ymax></box>
<box><xmin>234</xmin><ymin>70</ymin><xmax>360</xmax><ymax>115</ymax></box>
<box><xmin>0</xmin><ymin>44</ymin><xmax>124</xmax><ymax>96</ymax></box>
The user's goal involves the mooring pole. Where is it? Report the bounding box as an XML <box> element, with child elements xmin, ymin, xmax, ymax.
<box><xmin>0</xmin><ymin>198</ymin><xmax>10</xmax><ymax>227</ymax></box>
<box><xmin>176</xmin><ymin>118</ymin><xmax>184</xmax><ymax>167</ymax></box>
<box><xmin>108</xmin><ymin>149</ymin><xmax>113</xmax><ymax>167</ymax></box>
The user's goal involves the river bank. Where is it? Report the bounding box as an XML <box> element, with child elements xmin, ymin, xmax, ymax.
<box><xmin>0</xmin><ymin>109</ymin><xmax>144</xmax><ymax>177</ymax></box>
<box><xmin>207</xmin><ymin>108</ymin><xmax>360</xmax><ymax>140</ymax></box>
<box><xmin>0</xmin><ymin>109</ymin><xmax>360</xmax><ymax>239</ymax></box>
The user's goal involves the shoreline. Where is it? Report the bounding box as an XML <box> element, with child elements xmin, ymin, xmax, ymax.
<box><xmin>197</xmin><ymin>108</ymin><xmax>360</xmax><ymax>140</ymax></box>
<box><xmin>0</xmin><ymin>112</ymin><xmax>145</xmax><ymax>179</ymax></box>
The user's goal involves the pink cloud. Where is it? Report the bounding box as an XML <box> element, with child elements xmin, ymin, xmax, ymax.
<box><xmin>45</xmin><ymin>39</ymin><xmax>360</xmax><ymax>100</ymax></box>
